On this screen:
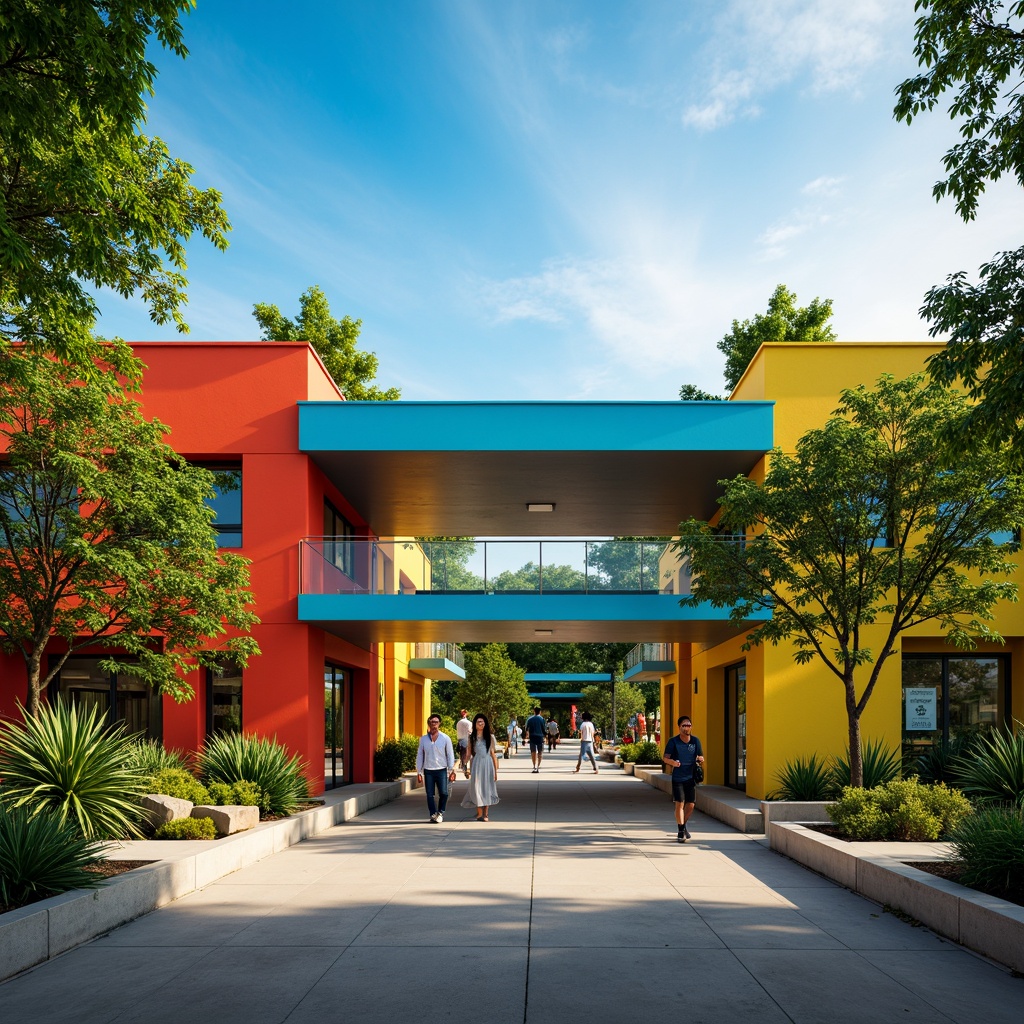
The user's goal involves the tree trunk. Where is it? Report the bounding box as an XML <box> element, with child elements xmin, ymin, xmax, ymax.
<box><xmin>845</xmin><ymin>677</ymin><xmax>863</xmax><ymax>788</ymax></box>
<box><xmin>25</xmin><ymin>646</ymin><xmax>43</xmax><ymax>718</ymax></box>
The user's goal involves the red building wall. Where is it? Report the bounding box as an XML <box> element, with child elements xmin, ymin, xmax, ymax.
<box><xmin>0</xmin><ymin>342</ymin><xmax>379</xmax><ymax>791</ymax></box>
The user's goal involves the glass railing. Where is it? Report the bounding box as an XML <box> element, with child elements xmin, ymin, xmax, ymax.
<box><xmin>626</xmin><ymin>642</ymin><xmax>673</xmax><ymax>670</ymax></box>
<box><xmin>298</xmin><ymin>537</ymin><xmax>677</xmax><ymax>596</ymax></box>
<box><xmin>412</xmin><ymin>642</ymin><xmax>464</xmax><ymax>668</ymax></box>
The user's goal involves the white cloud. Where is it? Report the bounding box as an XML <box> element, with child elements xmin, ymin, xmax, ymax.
<box><xmin>683</xmin><ymin>0</ymin><xmax>910</xmax><ymax>131</ymax></box>
<box><xmin>802</xmin><ymin>175</ymin><xmax>845</xmax><ymax>197</ymax></box>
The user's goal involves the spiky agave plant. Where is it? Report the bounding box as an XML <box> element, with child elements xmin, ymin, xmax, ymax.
<box><xmin>831</xmin><ymin>738</ymin><xmax>901</xmax><ymax>790</ymax></box>
<box><xmin>0</xmin><ymin>801</ymin><xmax>105</xmax><ymax>909</ymax></box>
<box><xmin>0</xmin><ymin>699</ymin><xmax>148</xmax><ymax>839</ymax></box>
<box><xmin>768</xmin><ymin>753</ymin><xmax>838</xmax><ymax>801</ymax></box>
<box><xmin>199</xmin><ymin>733</ymin><xmax>309</xmax><ymax>816</ymax></box>
<box><xmin>952</xmin><ymin>724</ymin><xmax>1024</xmax><ymax>808</ymax></box>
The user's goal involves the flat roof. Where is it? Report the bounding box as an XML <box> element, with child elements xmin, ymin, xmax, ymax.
<box><xmin>298</xmin><ymin>400</ymin><xmax>773</xmax><ymax>535</ymax></box>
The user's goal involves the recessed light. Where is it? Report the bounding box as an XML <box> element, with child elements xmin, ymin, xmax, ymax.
<box><xmin>526</xmin><ymin>503</ymin><xmax>555</xmax><ymax>512</ymax></box>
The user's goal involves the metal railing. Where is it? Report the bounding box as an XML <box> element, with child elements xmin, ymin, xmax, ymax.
<box><xmin>626</xmin><ymin>642</ymin><xmax>673</xmax><ymax>671</ymax></box>
<box><xmin>412</xmin><ymin>642</ymin><xmax>464</xmax><ymax>668</ymax></box>
<box><xmin>298</xmin><ymin>537</ymin><xmax>677</xmax><ymax>596</ymax></box>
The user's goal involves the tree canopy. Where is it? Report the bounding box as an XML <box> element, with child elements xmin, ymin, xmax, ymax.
<box><xmin>675</xmin><ymin>373</ymin><xmax>1024</xmax><ymax>786</ymax></box>
<box><xmin>678</xmin><ymin>384</ymin><xmax>723</xmax><ymax>401</ymax></box>
<box><xmin>457</xmin><ymin>644</ymin><xmax>532</xmax><ymax>728</ymax></box>
<box><xmin>0</xmin><ymin>1</ymin><xmax>229</xmax><ymax>362</ymax></box>
<box><xmin>895</xmin><ymin>1</ymin><xmax>1024</xmax><ymax>452</ymax></box>
<box><xmin>253</xmin><ymin>286</ymin><xmax>400</xmax><ymax>401</ymax></box>
<box><xmin>0</xmin><ymin>346</ymin><xmax>260</xmax><ymax>716</ymax></box>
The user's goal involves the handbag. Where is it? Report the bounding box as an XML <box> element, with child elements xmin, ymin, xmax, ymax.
<box><xmin>693</xmin><ymin>760</ymin><xmax>705</xmax><ymax>784</ymax></box>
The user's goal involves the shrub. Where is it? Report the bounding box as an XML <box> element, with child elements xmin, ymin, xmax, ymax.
<box><xmin>952</xmin><ymin>724</ymin><xmax>1024</xmax><ymax>808</ymax></box>
<box><xmin>207</xmin><ymin>780</ymin><xmax>261</xmax><ymax>806</ymax></box>
<box><xmin>950</xmin><ymin>806</ymin><xmax>1024</xmax><ymax>902</ymax></box>
<box><xmin>831</xmin><ymin>738</ymin><xmax>902</xmax><ymax>790</ymax></box>
<box><xmin>148</xmin><ymin>768</ymin><xmax>211</xmax><ymax>806</ymax></box>
<box><xmin>617</xmin><ymin>742</ymin><xmax>638</xmax><ymax>763</ymax></box>
<box><xmin>0</xmin><ymin>698</ymin><xmax>147</xmax><ymax>839</ymax></box>
<box><xmin>126</xmin><ymin>739</ymin><xmax>191</xmax><ymax>778</ymax></box>
<box><xmin>828</xmin><ymin>778</ymin><xmax>972</xmax><ymax>841</ymax></box>
<box><xmin>398</xmin><ymin>733</ymin><xmax>420</xmax><ymax>772</ymax></box>
<box><xmin>374</xmin><ymin>739</ymin><xmax>406</xmax><ymax>782</ymax></box>
<box><xmin>154</xmin><ymin>816</ymin><xmax>218</xmax><ymax>840</ymax></box>
<box><xmin>768</xmin><ymin>753</ymin><xmax>838</xmax><ymax>801</ymax></box>
<box><xmin>632</xmin><ymin>740</ymin><xmax>663</xmax><ymax>765</ymax></box>
<box><xmin>199</xmin><ymin>733</ymin><xmax>309</xmax><ymax>816</ymax></box>
<box><xmin>0</xmin><ymin>801</ymin><xmax>104</xmax><ymax>908</ymax></box>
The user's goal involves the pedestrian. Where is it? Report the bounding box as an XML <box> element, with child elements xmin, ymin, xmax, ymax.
<box><xmin>574</xmin><ymin>711</ymin><xmax>599</xmax><ymax>773</ymax></box>
<box><xmin>637</xmin><ymin>711</ymin><xmax>647</xmax><ymax>742</ymax></box>
<box><xmin>456</xmin><ymin>708</ymin><xmax>472</xmax><ymax>778</ymax></box>
<box><xmin>506</xmin><ymin>716</ymin><xmax>519</xmax><ymax>755</ymax></box>
<box><xmin>525</xmin><ymin>706</ymin><xmax>547</xmax><ymax>772</ymax></box>
<box><xmin>415</xmin><ymin>714</ymin><xmax>456</xmax><ymax>823</ymax></box>
<box><xmin>545</xmin><ymin>715</ymin><xmax>559</xmax><ymax>752</ymax></box>
<box><xmin>461</xmin><ymin>713</ymin><xmax>500</xmax><ymax>820</ymax></box>
<box><xmin>662</xmin><ymin>714</ymin><xmax>705</xmax><ymax>843</ymax></box>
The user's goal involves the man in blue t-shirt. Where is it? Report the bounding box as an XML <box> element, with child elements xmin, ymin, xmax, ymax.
<box><xmin>525</xmin><ymin>706</ymin><xmax>547</xmax><ymax>773</ymax></box>
<box><xmin>662</xmin><ymin>714</ymin><xmax>704</xmax><ymax>843</ymax></box>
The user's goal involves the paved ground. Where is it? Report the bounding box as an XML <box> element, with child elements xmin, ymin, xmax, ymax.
<box><xmin>1</xmin><ymin>744</ymin><xmax>1022</xmax><ymax>1023</ymax></box>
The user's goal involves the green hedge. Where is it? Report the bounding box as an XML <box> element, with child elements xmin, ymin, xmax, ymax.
<box><xmin>827</xmin><ymin>778</ymin><xmax>972</xmax><ymax>841</ymax></box>
<box><xmin>154</xmin><ymin>817</ymin><xmax>218</xmax><ymax>840</ymax></box>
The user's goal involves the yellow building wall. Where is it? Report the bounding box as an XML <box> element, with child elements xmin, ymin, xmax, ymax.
<box><xmin>689</xmin><ymin>342</ymin><xmax>1024</xmax><ymax>798</ymax></box>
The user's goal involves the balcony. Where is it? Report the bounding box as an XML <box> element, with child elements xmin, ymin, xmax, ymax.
<box><xmin>624</xmin><ymin>642</ymin><xmax>677</xmax><ymax>681</ymax></box>
<box><xmin>408</xmin><ymin>642</ymin><xmax>465</xmax><ymax>681</ymax></box>
<box><xmin>297</xmin><ymin>537</ymin><xmax>769</xmax><ymax>645</ymax></box>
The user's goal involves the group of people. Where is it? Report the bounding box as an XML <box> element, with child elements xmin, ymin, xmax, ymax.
<box><xmin>416</xmin><ymin>707</ymin><xmax>705</xmax><ymax>842</ymax></box>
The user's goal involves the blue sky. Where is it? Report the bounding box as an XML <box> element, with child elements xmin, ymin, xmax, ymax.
<box><xmin>95</xmin><ymin>0</ymin><xmax>1024</xmax><ymax>401</ymax></box>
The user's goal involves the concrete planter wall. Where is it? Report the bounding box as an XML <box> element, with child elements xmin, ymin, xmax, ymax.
<box><xmin>769</xmin><ymin>821</ymin><xmax>1024</xmax><ymax>974</ymax></box>
<box><xmin>0</xmin><ymin>776</ymin><xmax>417</xmax><ymax>982</ymax></box>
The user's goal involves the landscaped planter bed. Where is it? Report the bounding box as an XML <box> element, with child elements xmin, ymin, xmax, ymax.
<box><xmin>0</xmin><ymin>776</ymin><xmax>417</xmax><ymax>983</ymax></box>
<box><xmin>769</xmin><ymin>820</ymin><xmax>1024</xmax><ymax>974</ymax></box>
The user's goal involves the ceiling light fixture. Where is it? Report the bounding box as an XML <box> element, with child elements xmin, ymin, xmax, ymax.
<box><xmin>526</xmin><ymin>502</ymin><xmax>555</xmax><ymax>512</ymax></box>
<box><xmin>534</xmin><ymin>629</ymin><xmax>553</xmax><ymax>636</ymax></box>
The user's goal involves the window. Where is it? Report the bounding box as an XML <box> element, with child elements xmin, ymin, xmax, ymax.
<box><xmin>52</xmin><ymin>657</ymin><xmax>162</xmax><ymax>742</ymax></box>
<box><xmin>203</xmin><ymin>465</ymin><xmax>242</xmax><ymax>547</ymax></box>
<box><xmin>902</xmin><ymin>655</ymin><xmax>1009</xmax><ymax>759</ymax></box>
<box><xmin>323</xmin><ymin>499</ymin><xmax>354</xmax><ymax>577</ymax></box>
<box><xmin>207</xmin><ymin>661</ymin><xmax>242</xmax><ymax>735</ymax></box>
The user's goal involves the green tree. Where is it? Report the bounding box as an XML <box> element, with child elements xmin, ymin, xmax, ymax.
<box><xmin>502</xmin><ymin>641</ymin><xmax>635</xmax><ymax>675</ymax></box>
<box><xmin>491</xmin><ymin>561</ymin><xmax>586</xmax><ymax>592</ymax></box>
<box><xmin>581</xmin><ymin>678</ymin><xmax>645</xmax><ymax>739</ymax></box>
<box><xmin>679</xmin><ymin>384</ymin><xmax>724</xmax><ymax>401</ymax></box>
<box><xmin>895</xmin><ymin>2</ymin><xmax>1024</xmax><ymax>451</ymax></box>
<box><xmin>419</xmin><ymin>538</ymin><xmax>483</xmax><ymax>591</ymax></box>
<box><xmin>0</xmin><ymin>1</ymin><xmax>230</xmax><ymax>361</ymax></box>
<box><xmin>675</xmin><ymin>373</ymin><xmax>1024</xmax><ymax>787</ymax></box>
<box><xmin>253</xmin><ymin>286</ymin><xmax>400</xmax><ymax>400</ymax></box>
<box><xmin>457</xmin><ymin>644</ymin><xmax>531</xmax><ymax>728</ymax></box>
<box><xmin>0</xmin><ymin>345</ymin><xmax>260</xmax><ymax>717</ymax></box>
<box><xmin>718</xmin><ymin>285</ymin><xmax>836</xmax><ymax>392</ymax></box>
<box><xmin>586</xmin><ymin>539</ymin><xmax>667</xmax><ymax>591</ymax></box>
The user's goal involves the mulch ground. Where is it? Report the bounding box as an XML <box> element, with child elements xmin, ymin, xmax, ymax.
<box><xmin>1</xmin><ymin>860</ymin><xmax>154</xmax><ymax>915</ymax></box>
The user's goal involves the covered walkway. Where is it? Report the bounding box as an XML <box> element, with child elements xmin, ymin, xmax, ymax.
<box><xmin>1</xmin><ymin>747</ymin><xmax>1020</xmax><ymax>1023</ymax></box>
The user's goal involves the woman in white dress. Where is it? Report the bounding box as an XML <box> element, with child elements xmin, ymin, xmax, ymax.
<box><xmin>461</xmin><ymin>714</ymin><xmax>500</xmax><ymax>820</ymax></box>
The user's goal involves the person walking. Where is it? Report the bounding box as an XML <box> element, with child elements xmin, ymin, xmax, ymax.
<box><xmin>574</xmin><ymin>711</ymin><xmax>599</xmax><ymax>773</ymax></box>
<box><xmin>525</xmin><ymin>706</ymin><xmax>547</xmax><ymax>772</ymax></box>
<box><xmin>461</xmin><ymin>713</ymin><xmax>500</xmax><ymax>820</ymax></box>
<box><xmin>456</xmin><ymin>709</ymin><xmax>472</xmax><ymax>778</ymax></box>
<box><xmin>545</xmin><ymin>715</ymin><xmax>559</xmax><ymax>752</ymax></box>
<box><xmin>663</xmin><ymin>714</ymin><xmax>705</xmax><ymax>843</ymax></box>
<box><xmin>506</xmin><ymin>717</ymin><xmax>520</xmax><ymax>755</ymax></box>
<box><xmin>416</xmin><ymin>714</ymin><xmax>456</xmax><ymax>823</ymax></box>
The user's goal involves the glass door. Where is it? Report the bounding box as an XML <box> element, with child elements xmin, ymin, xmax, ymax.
<box><xmin>725</xmin><ymin>662</ymin><xmax>747</xmax><ymax>790</ymax></box>
<box><xmin>324</xmin><ymin>665</ymin><xmax>347</xmax><ymax>789</ymax></box>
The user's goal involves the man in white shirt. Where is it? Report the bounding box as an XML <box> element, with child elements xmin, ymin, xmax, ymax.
<box><xmin>416</xmin><ymin>714</ymin><xmax>456</xmax><ymax>823</ymax></box>
<box><xmin>456</xmin><ymin>709</ymin><xmax>472</xmax><ymax>778</ymax></box>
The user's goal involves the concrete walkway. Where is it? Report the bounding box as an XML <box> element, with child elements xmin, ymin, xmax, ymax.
<box><xmin>1</xmin><ymin>745</ymin><xmax>1021</xmax><ymax>1023</ymax></box>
